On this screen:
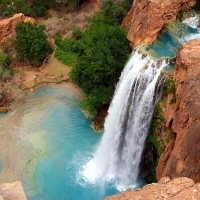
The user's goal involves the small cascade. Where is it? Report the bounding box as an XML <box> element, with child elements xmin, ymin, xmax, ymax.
<box><xmin>82</xmin><ymin>50</ymin><xmax>167</xmax><ymax>191</ymax></box>
<box><xmin>183</xmin><ymin>15</ymin><xmax>199</xmax><ymax>29</ymax></box>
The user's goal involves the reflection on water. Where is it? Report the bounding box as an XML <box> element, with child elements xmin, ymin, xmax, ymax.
<box><xmin>0</xmin><ymin>85</ymin><xmax>118</xmax><ymax>200</ymax></box>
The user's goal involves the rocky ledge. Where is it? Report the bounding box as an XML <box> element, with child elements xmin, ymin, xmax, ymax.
<box><xmin>105</xmin><ymin>176</ymin><xmax>200</xmax><ymax>200</ymax></box>
<box><xmin>0</xmin><ymin>181</ymin><xmax>27</xmax><ymax>200</ymax></box>
<box><xmin>121</xmin><ymin>0</ymin><xmax>196</xmax><ymax>49</ymax></box>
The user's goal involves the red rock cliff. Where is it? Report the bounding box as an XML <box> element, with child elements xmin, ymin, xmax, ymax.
<box><xmin>121</xmin><ymin>0</ymin><xmax>196</xmax><ymax>49</ymax></box>
<box><xmin>0</xmin><ymin>13</ymin><xmax>35</xmax><ymax>46</ymax></box>
<box><xmin>156</xmin><ymin>39</ymin><xmax>200</xmax><ymax>182</ymax></box>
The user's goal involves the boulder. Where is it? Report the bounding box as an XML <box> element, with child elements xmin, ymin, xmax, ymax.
<box><xmin>104</xmin><ymin>177</ymin><xmax>200</xmax><ymax>200</ymax></box>
<box><xmin>0</xmin><ymin>181</ymin><xmax>27</xmax><ymax>200</ymax></box>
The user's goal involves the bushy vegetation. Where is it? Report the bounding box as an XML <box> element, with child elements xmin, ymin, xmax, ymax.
<box><xmin>55</xmin><ymin>35</ymin><xmax>79</xmax><ymax>67</ymax></box>
<box><xmin>0</xmin><ymin>53</ymin><xmax>14</xmax><ymax>80</ymax></box>
<box><xmin>55</xmin><ymin>0</ymin><xmax>131</xmax><ymax>115</ymax></box>
<box><xmin>15</xmin><ymin>21</ymin><xmax>52</xmax><ymax>66</ymax></box>
<box><xmin>142</xmin><ymin>103</ymin><xmax>166</xmax><ymax>183</ymax></box>
<box><xmin>193</xmin><ymin>1</ymin><xmax>200</xmax><ymax>11</ymax></box>
<box><xmin>0</xmin><ymin>0</ymin><xmax>85</xmax><ymax>18</ymax></box>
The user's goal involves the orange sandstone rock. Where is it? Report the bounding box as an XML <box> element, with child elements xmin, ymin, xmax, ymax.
<box><xmin>157</xmin><ymin>39</ymin><xmax>200</xmax><ymax>183</ymax></box>
<box><xmin>0</xmin><ymin>181</ymin><xmax>27</xmax><ymax>200</ymax></box>
<box><xmin>104</xmin><ymin>177</ymin><xmax>200</xmax><ymax>200</ymax></box>
<box><xmin>0</xmin><ymin>13</ymin><xmax>35</xmax><ymax>45</ymax></box>
<box><xmin>122</xmin><ymin>0</ymin><xmax>196</xmax><ymax>49</ymax></box>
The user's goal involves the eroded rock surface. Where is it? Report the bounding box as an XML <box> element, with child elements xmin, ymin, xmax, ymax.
<box><xmin>157</xmin><ymin>39</ymin><xmax>200</xmax><ymax>182</ymax></box>
<box><xmin>0</xmin><ymin>181</ymin><xmax>27</xmax><ymax>200</ymax></box>
<box><xmin>0</xmin><ymin>13</ymin><xmax>35</xmax><ymax>45</ymax></box>
<box><xmin>105</xmin><ymin>177</ymin><xmax>200</xmax><ymax>200</ymax></box>
<box><xmin>121</xmin><ymin>0</ymin><xmax>196</xmax><ymax>49</ymax></box>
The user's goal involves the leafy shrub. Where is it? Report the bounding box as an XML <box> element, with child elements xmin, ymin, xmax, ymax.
<box><xmin>15</xmin><ymin>22</ymin><xmax>52</xmax><ymax>66</ymax></box>
<box><xmin>103</xmin><ymin>0</ymin><xmax>128</xmax><ymax>24</ymax></box>
<box><xmin>80</xmin><ymin>87</ymin><xmax>113</xmax><ymax>115</ymax></box>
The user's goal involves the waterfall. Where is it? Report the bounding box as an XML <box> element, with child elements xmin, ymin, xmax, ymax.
<box><xmin>82</xmin><ymin>50</ymin><xmax>167</xmax><ymax>191</ymax></box>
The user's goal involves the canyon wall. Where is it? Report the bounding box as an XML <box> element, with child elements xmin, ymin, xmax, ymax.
<box><xmin>0</xmin><ymin>13</ymin><xmax>35</xmax><ymax>45</ymax></box>
<box><xmin>157</xmin><ymin>39</ymin><xmax>200</xmax><ymax>182</ymax></box>
<box><xmin>121</xmin><ymin>0</ymin><xmax>196</xmax><ymax>49</ymax></box>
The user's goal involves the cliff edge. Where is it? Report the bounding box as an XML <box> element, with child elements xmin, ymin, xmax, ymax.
<box><xmin>157</xmin><ymin>39</ymin><xmax>200</xmax><ymax>182</ymax></box>
<box><xmin>121</xmin><ymin>0</ymin><xmax>196</xmax><ymax>49</ymax></box>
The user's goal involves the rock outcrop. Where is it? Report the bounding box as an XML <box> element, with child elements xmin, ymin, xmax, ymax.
<box><xmin>156</xmin><ymin>39</ymin><xmax>200</xmax><ymax>182</ymax></box>
<box><xmin>0</xmin><ymin>181</ymin><xmax>27</xmax><ymax>200</ymax></box>
<box><xmin>104</xmin><ymin>177</ymin><xmax>200</xmax><ymax>200</ymax></box>
<box><xmin>122</xmin><ymin>0</ymin><xmax>196</xmax><ymax>49</ymax></box>
<box><xmin>0</xmin><ymin>13</ymin><xmax>35</xmax><ymax>45</ymax></box>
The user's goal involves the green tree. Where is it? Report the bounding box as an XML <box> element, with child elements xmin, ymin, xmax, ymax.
<box><xmin>15</xmin><ymin>21</ymin><xmax>52</xmax><ymax>66</ymax></box>
<box><xmin>71</xmin><ymin>22</ymin><xmax>130</xmax><ymax>93</ymax></box>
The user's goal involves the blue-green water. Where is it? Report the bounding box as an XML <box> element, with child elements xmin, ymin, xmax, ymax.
<box><xmin>0</xmin><ymin>85</ymin><xmax>118</xmax><ymax>200</ymax></box>
<box><xmin>143</xmin><ymin>24</ymin><xmax>200</xmax><ymax>59</ymax></box>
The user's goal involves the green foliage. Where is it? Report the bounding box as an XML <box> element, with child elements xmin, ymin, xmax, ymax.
<box><xmin>122</xmin><ymin>0</ymin><xmax>133</xmax><ymax>12</ymax></box>
<box><xmin>193</xmin><ymin>1</ymin><xmax>200</xmax><ymax>11</ymax></box>
<box><xmin>80</xmin><ymin>87</ymin><xmax>113</xmax><ymax>115</ymax></box>
<box><xmin>0</xmin><ymin>0</ymin><xmax>56</xmax><ymax>17</ymax></box>
<box><xmin>170</xmin><ymin>97</ymin><xmax>176</xmax><ymax>105</ymax></box>
<box><xmin>55</xmin><ymin>36</ymin><xmax>79</xmax><ymax>66</ymax></box>
<box><xmin>15</xmin><ymin>21</ymin><xmax>52</xmax><ymax>66</ymax></box>
<box><xmin>102</xmin><ymin>0</ymin><xmax>128</xmax><ymax>24</ymax></box>
<box><xmin>0</xmin><ymin>53</ymin><xmax>14</xmax><ymax>79</ymax></box>
<box><xmin>163</xmin><ymin>76</ymin><xmax>176</xmax><ymax>96</ymax></box>
<box><xmin>72</xmin><ymin>27</ymin><xmax>83</xmax><ymax>41</ymax></box>
<box><xmin>142</xmin><ymin>103</ymin><xmax>166</xmax><ymax>183</ymax></box>
<box><xmin>55</xmin><ymin>0</ymin><xmax>131</xmax><ymax>114</ymax></box>
<box><xmin>70</xmin><ymin>23</ymin><xmax>131</xmax><ymax>94</ymax></box>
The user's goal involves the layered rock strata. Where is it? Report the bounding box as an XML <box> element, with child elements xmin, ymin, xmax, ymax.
<box><xmin>104</xmin><ymin>177</ymin><xmax>200</xmax><ymax>200</ymax></box>
<box><xmin>121</xmin><ymin>0</ymin><xmax>196</xmax><ymax>49</ymax></box>
<box><xmin>0</xmin><ymin>181</ymin><xmax>27</xmax><ymax>200</ymax></box>
<box><xmin>156</xmin><ymin>39</ymin><xmax>200</xmax><ymax>182</ymax></box>
<box><xmin>0</xmin><ymin>13</ymin><xmax>35</xmax><ymax>45</ymax></box>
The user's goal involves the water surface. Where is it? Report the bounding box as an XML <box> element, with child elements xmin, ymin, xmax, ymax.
<box><xmin>0</xmin><ymin>85</ymin><xmax>118</xmax><ymax>200</ymax></box>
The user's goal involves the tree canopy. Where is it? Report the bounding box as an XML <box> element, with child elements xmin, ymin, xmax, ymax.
<box><xmin>68</xmin><ymin>1</ymin><xmax>131</xmax><ymax>114</ymax></box>
<box><xmin>15</xmin><ymin>21</ymin><xmax>52</xmax><ymax>66</ymax></box>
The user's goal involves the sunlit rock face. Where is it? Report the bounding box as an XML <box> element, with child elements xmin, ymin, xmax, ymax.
<box><xmin>121</xmin><ymin>0</ymin><xmax>197</xmax><ymax>49</ymax></box>
<box><xmin>104</xmin><ymin>177</ymin><xmax>200</xmax><ymax>200</ymax></box>
<box><xmin>157</xmin><ymin>39</ymin><xmax>200</xmax><ymax>182</ymax></box>
<box><xmin>0</xmin><ymin>181</ymin><xmax>27</xmax><ymax>200</ymax></box>
<box><xmin>0</xmin><ymin>13</ymin><xmax>35</xmax><ymax>45</ymax></box>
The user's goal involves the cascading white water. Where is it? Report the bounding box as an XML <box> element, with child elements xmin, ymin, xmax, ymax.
<box><xmin>183</xmin><ymin>16</ymin><xmax>199</xmax><ymax>29</ymax></box>
<box><xmin>82</xmin><ymin>50</ymin><xmax>167</xmax><ymax>191</ymax></box>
